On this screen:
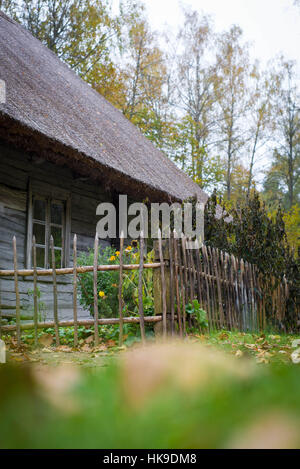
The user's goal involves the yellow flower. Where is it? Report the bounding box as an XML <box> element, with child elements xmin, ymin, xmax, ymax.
<box><xmin>125</xmin><ymin>246</ymin><xmax>132</xmax><ymax>252</ymax></box>
<box><xmin>115</xmin><ymin>251</ymin><xmax>120</xmax><ymax>256</ymax></box>
<box><xmin>110</xmin><ymin>255</ymin><xmax>116</xmax><ymax>261</ymax></box>
<box><xmin>99</xmin><ymin>291</ymin><xmax>105</xmax><ymax>298</ymax></box>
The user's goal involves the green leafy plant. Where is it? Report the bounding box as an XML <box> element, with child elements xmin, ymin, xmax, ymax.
<box><xmin>186</xmin><ymin>300</ymin><xmax>208</xmax><ymax>329</ymax></box>
<box><xmin>77</xmin><ymin>243</ymin><xmax>154</xmax><ymax>319</ymax></box>
<box><xmin>22</xmin><ymin>287</ymin><xmax>47</xmax><ymax>322</ymax></box>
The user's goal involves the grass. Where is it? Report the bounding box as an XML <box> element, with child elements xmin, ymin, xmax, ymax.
<box><xmin>1</xmin><ymin>328</ymin><xmax>300</xmax><ymax>448</ymax></box>
<box><xmin>191</xmin><ymin>329</ymin><xmax>300</xmax><ymax>365</ymax></box>
<box><xmin>2</xmin><ymin>327</ymin><xmax>300</xmax><ymax>367</ymax></box>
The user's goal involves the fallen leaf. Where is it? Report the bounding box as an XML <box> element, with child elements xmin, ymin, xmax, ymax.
<box><xmin>107</xmin><ymin>340</ymin><xmax>116</xmax><ymax>348</ymax></box>
<box><xmin>218</xmin><ymin>332</ymin><xmax>229</xmax><ymax>340</ymax></box>
<box><xmin>85</xmin><ymin>335</ymin><xmax>94</xmax><ymax>344</ymax></box>
<box><xmin>81</xmin><ymin>344</ymin><xmax>93</xmax><ymax>353</ymax></box>
<box><xmin>39</xmin><ymin>334</ymin><xmax>54</xmax><ymax>347</ymax></box>
<box><xmin>245</xmin><ymin>344</ymin><xmax>257</xmax><ymax>351</ymax></box>
<box><xmin>291</xmin><ymin>349</ymin><xmax>300</xmax><ymax>364</ymax></box>
<box><xmin>257</xmin><ymin>351</ymin><xmax>272</xmax><ymax>359</ymax></box>
<box><xmin>93</xmin><ymin>344</ymin><xmax>108</xmax><ymax>352</ymax></box>
<box><xmin>56</xmin><ymin>345</ymin><xmax>72</xmax><ymax>353</ymax></box>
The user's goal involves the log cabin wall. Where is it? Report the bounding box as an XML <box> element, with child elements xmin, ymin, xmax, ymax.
<box><xmin>0</xmin><ymin>141</ymin><xmax>112</xmax><ymax>322</ymax></box>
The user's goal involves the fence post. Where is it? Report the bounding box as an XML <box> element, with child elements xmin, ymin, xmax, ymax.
<box><xmin>13</xmin><ymin>236</ymin><xmax>21</xmax><ymax>346</ymax></box>
<box><xmin>153</xmin><ymin>238</ymin><xmax>171</xmax><ymax>337</ymax></box>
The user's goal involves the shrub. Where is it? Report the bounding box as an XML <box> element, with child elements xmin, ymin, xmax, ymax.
<box><xmin>77</xmin><ymin>242</ymin><xmax>154</xmax><ymax>318</ymax></box>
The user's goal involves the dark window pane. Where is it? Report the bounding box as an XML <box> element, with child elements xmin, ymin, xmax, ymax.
<box><xmin>33</xmin><ymin>223</ymin><xmax>45</xmax><ymax>245</ymax></box>
<box><xmin>50</xmin><ymin>226</ymin><xmax>62</xmax><ymax>247</ymax></box>
<box><xmin>33</xmin><ymin>199</ymin><xmax>46</xmax><ymax>221</ymax></box>
<box><xmin>55</xmin><ymin>249</ymin><xmax>62</xmax><ymax>268</ymax></box>
<box><xmin>36</xmin><ymin>247</ymin><xmax>45</xmax><ymax>268</ymax></box>
<box><xmin>51</xmin><ymin>203</ymin><xmax>63</xmax><ymax>225</ymax></box>
<box><xmin>49</xmin><ymin>249</ymin><xmax>62</xmax><ymax>268</ymax></box>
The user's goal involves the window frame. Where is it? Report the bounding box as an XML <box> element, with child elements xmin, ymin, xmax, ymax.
<box><xmin>26</xmin><ymin>181</ymin><xmax>71</xmax><ymax>269</ymax></box>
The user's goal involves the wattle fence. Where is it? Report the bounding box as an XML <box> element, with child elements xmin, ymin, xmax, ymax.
<box><xmin>0</xmin><ymin>232</ymin><xmax>294</xmax><ymax>347</ymax></box>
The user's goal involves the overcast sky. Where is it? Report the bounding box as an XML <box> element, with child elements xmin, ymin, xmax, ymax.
<box><xmin>115</xmin><ymin>0</ymin><xmax>300</xmax><ymax>69</ymax></box>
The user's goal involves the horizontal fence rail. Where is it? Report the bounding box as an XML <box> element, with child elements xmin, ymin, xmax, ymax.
<box><xmin>0</xmin><ymin>263</ymin><xmax>161</xmax><ymax>277</ymax></box>
<box><xmin>0</xmin><ymin>234</ymin><xmax>165</xmax><ymax>347</ymax></box>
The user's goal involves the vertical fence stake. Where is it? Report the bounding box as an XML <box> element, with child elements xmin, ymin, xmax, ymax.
<box><xmin>195</xmin><ymin>239</ymin><xmax>206</xmax><ymax>323</ymax></box>
<box><xmin>177</xmin><ymin>238</ymin><xmax>186</xmax><ymax>335</ymax></box>
<box><xmin>169</xmin><ymin>233</ymin><xmax>175</xmax><ymax>336</ymax></box>
<box><xmin>93</xmin><ymin>233</ymin><xmax>99</xmax><ymax>346</ymax></box>
<box><xmin>32</xmin><ymin>236</ymin><xmax>38</xmax><ymax>348</ymax></box>
<box><xmin>202</xmin><ymin>245</ymin><xmax>213</xmax><ymax>328</ymax></box>
<box><xmin>158</xmin><ymin>229</ymin><xmax>167</xmax><ymax>339</ymax></box>
<box><xmin>207</xmin><ymin>246</ymin><xmax>217</xmax><ymax>327</ymax></box>
<box><xmin>50</xmin><ymin>235</ymin><xmax>60</xmax><ymax>346</ymax></box>
<box><xmin>189</xmin><ymin>244</ymin><xmax>197</xmax><ymax>302</ymax></box>
<box><xmin>118</xmin><ymin>233</ymin><xmax>124</xmax><ymax>346</ymax></box>
<box><xmin>213</xmin><ymin>248</ymin><xmax>225</xmax><ymax>328</ymax></box>
<box><xmin>138</xmin><ymin>232</ymin><xmax>146</xmax><ymax>344</ymax></box>
<box><xmin>224</xmin><ymin>252</ymin><xmax>233</xmax><ymax>330</ymax></box>
<box><xmin>13</xmin><ymin>236</ymin><xmax>21</xmax><ymax>346</ymax></box>
<box><xmin>173</xmin><ymin>232</ymin><xmax>183</xmax><ymax>337</ymax></box>
<box><xmin>0</xmin><ymin>278</ymin><xmax>2</xmax><ymax>339</ymax></box>
<box><xmin>73</xmin><ymin>235</ymin><xmax>78</xmax><ymax>348</ymax></box>
<box><xmin>181</xmin><ymin>236</ymin><xmax>189</xmax><ymax>300</ymax></box>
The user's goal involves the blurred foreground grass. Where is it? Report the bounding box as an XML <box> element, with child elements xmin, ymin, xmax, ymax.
<box><xmin>1</xmin><ymin>336</ymin><xmax>300</xmax><ymax>449</ymax></box>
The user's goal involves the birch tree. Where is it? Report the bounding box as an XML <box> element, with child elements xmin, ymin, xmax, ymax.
<box><xmin>215</xmin><ymin>26</ymin><xmax>251</xmax><ymax>200</ymax></box>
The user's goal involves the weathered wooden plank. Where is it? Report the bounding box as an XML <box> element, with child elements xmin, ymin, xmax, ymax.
<box><xmin>93</xmin><ymin>233</ymin><xmax>100</xmax><ymax>346</ymax></box>
<box><xmin>118</xmin><ymin>234</ymin><xmax>124</xmax><ymax>346</ymax></box>
<box><xmin>0</xmin><ymin>184</ymin><xmax>27</xmax><ymax>211</ymax></box>
<box><xmin>138</xmin><ymin>232</ymin><xmax>146</xmax><ymax>344</ymax></box>
<box><xmin>73</xmin><ymin>235</ymin><xmax>78</xmax><ymax>347</ymax></box>
<box><xmin>13</xmin><ymin>236</ymin><xmax>21</xmax><ymax>346</ymax></box>
<box><xmin>32</xmin><ymin>236</ymin><xmax>38</xmax><ymax>347</ymax></box>
<box><xmin>158</xmin><ymin>229</ymin><xmax>167</xmax><ymax>339</ymax></box>
<box><xmin>50</xmin><ymin>236</ymin><xmax>60</xmax><ymax>346</ymax></box>
<box><xmin>26</xmin><ymin>178</ymin><xmax>32</xmax><ymax>268</ymax></box>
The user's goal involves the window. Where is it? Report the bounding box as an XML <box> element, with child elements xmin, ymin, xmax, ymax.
<box><xmin>27</xmin><ymin>195</ymin><xmax>70</xmax><ymax>269</ymax></box>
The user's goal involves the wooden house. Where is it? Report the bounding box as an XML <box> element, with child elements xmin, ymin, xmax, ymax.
<box><xmin>0</xmin><ymin>12</ymin><xmax>207</xmax><ymax>321</ymax></box>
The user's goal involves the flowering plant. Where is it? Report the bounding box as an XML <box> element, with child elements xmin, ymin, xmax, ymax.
<box><xmin>77</xmin><ymin>242</ymin><xmax>154</xmax><ymax>318</ymax></box>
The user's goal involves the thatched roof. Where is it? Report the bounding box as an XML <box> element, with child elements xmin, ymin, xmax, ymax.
<box><xmin>0</xmin><ymin>12</ymin><xmax>208</xmax><ymax>204</ymax></box>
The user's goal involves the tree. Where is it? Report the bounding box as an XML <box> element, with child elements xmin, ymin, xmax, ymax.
<box><xmin>203</xmin><ymin>191</ymin><xmax>300</xmax><ymax>328</ymax></box>
<box><xmin>1</xmin><ymin>0</ymin><xmax>121</xmax><ymax>92</ymax></box>
<box><xmin>245</xmin><ymin>66</ymin><xmax>278</xmax><ymax>198</ymax></box>
<box><xmin>263</xmin><ymin>60</ymin><xmax>300</xmax><ymax>210</ymax></box>
<box><xmin>173</xmin><ymin>10</ymin><xmax>217</xmax><ymax>188</ymax></box>
<box><xmin>118</xmin><ymin>3</ymin><xmax>166</xmax><ymax>127</ymax></box>
<box><xmin>215</xmin><ymin>26</ymin><xmax>251</xmax><ymax>200</ymax></box>
<box><xmin>283</xmin><ymin>205</ymin><xmax>300</xmax><ymax>255</ymax></box>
